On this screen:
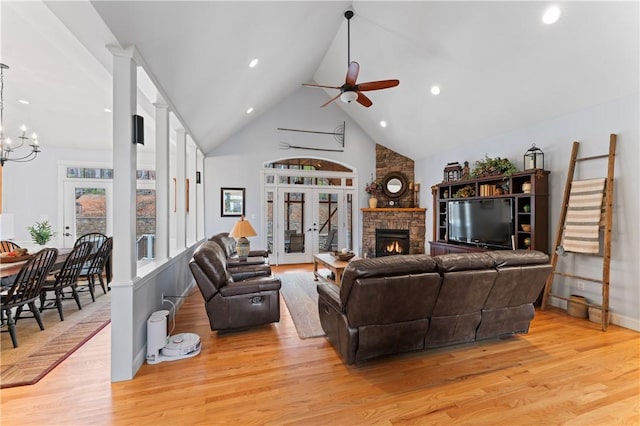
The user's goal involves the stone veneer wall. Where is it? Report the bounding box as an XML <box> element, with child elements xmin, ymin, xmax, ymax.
<box><xmin>361</xmin><ymin>209</ymin><xmax>426</xmax><ymax>257</ymax></box>
<box><xmin>375</xmin><ymin>144</ymin><xmax>415</xmax><ymax>208</ymax></box>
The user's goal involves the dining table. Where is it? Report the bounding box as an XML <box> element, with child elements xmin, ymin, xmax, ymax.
<box><xmin>0</xmin><ymin>248</ymin><xmax>73</xmax><ymax>281</ymax></box>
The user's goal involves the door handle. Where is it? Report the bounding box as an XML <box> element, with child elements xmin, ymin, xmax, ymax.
<box><xmin>64</xmin><ymin>232</ymin><xmax>72</xmax><ymax>237</ymax></box>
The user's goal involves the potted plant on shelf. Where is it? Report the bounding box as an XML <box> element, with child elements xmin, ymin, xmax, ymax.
<box><xmin>471</xmin><ymin>155</ymin><xmax>518</xmax><ymax>178</ymax></box>
<box><xmin>365</xmin><ymin>179</ymin><xmax>382</xmax><ymax>208</ymax></box>
<box><xmin>27</xmin><ymin>220</ymin><xmax>56</xmax><ymax>246</ymax></box>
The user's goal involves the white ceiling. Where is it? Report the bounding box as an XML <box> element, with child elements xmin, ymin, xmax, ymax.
<box><xmin>1</xmin><ymin>1</ymin><xmax>638</xmax><ymax>161</ymax></box>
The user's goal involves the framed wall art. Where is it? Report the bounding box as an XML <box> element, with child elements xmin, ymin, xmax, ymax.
<box><xmin>221</xmin><ymin>187</ymin><xmax>245</xmax><ymax>217</ymax></box>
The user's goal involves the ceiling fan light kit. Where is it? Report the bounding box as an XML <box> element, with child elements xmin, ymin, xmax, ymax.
<box><xmin>302</xmin><ymin>10</ymin><xmax>399</xmax><ymax>108</ymax></box>
<box><xmin>340</xmin><ymin>91</ymin><xmax>358</xmax><ymax>103</ymax></box>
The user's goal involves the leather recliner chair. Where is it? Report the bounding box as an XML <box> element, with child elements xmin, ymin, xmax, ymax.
<box><xmin>189</xmin><ymin>240</ymin><xmax>281</xmax><ymax>331</ymax></box>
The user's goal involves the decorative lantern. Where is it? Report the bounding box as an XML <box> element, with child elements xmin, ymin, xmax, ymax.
<box><xmin>524</xmin><ymin>144</ymin><xmax>544</xmax><ymax>170</ymax></box>
<box><xmin>443</xmin><ymin>162</ymin><xmax>462</xmax><ymax>182</ymax></box>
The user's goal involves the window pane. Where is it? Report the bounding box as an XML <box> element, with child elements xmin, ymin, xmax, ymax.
<box><xmin>137</xmin><ymin>189</ymin><xmax>156</xmax><ymax>260</ymax></box>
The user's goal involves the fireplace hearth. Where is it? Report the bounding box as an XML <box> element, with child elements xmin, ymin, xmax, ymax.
<box><xmin>376</xmin><ymin>229</ymin><xmax>410</xmax><ymax>257</ymax></box>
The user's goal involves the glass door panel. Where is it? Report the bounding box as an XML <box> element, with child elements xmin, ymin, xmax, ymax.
<box><xmin>63</xmin><ymin>181</ymin><xmax>112</xmax><ymax>248</ymax></box>
<box><xmin>277</xmin><ymin>188</ymin><xmax>311</xmax><ymax>264</ymax></box>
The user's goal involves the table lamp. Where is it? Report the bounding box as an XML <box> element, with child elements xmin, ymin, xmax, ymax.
<box><xmin>229</xmin><ymin>216</ymin><xmax>257</xmax><ymax>259</ymax></box>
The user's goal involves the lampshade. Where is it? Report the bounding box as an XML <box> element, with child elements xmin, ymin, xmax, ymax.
<box><xmin>229</xmin><ymin>216</ymin><xmax>257</xmax><ymax>238</ymax></box>
<box><xmin>230</xmin><ymin>216</ymin><xmax>257</xmax><ymax>259</ymax></box>
<box><xmin>340</xmin><ymin>91</ymin><xmax>358</xmax><ymax>103</ymax></box>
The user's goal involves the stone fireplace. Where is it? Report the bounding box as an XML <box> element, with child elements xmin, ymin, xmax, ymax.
<box><xmin>362</xmin><ymin>208</ymin><xmax>426</xmax><ymax>257</ymax></box>
<box><xmin>361</xmin><ymin>144</ymin><xmax>426</xmax><ymax>257</ymax></box>
<box><xmin>376</xmin><ymin>229</ymin><xmax>410</xmax><ymax>257</ymax></box>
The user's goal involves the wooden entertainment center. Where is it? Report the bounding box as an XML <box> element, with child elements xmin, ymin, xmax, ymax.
<box><xmin>430</xmin><ymin>169</ymin><xmax>550</xmax><ymax>255</ymax></box>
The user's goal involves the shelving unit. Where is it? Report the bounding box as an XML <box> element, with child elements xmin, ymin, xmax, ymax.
<box><xmin>430</xmin><ymin>169</ymin><xmax>550</xmax><ymax>255</ymax></box>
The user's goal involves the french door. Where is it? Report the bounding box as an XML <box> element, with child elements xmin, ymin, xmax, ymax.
<box><xmin>274</xmin><ymin>187</ymin><xmax>350</xmax><ymax>264</ymax></box>
<box><xmin>62</xmin><ymin>180</ymin><xmax>113</xmax><ymax>248</ymax></box>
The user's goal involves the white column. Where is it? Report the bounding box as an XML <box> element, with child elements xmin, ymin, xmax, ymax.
<box><xmin>108</xmin><ymin>45</ymin><xmax>137</xmax><ymax>382</ymax></box>
<box><xmin>154</xmin><ymin>101</ymin><xmax>170</xmax><ymax>261</ymax></box>
<box><xmin>187</xmin><ymin>139</ymin><xmax>197</xmax><ymax>245</ymax></box>
<box><xmin>196</xmin><ymin>149</ymin><xmax>205</xmax><ymax>240</ymax></box>
<box><xmin>175</xmin><ymin>128</ymin><xmax>186</xmax><ymax>249</ymax></box>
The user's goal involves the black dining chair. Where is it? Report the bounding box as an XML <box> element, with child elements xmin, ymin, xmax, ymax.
<box><xmin>39</xmin><ymin>241</ymin><xmax>92</xmax><ymax>321</ymax></box>
<box><xmin>77</xmin><ymin>237</ymin><xmax>113</xmax><ymax>301</ymax></box>
<box><xmin>0</xmin><ymin>240</ymin><xmax>20</xmax><ymax>253</ymax></box>
<box><xmin>1</xmin><ymin>247</ymin><xmax>58</xmax><ymax>348</ymax></box>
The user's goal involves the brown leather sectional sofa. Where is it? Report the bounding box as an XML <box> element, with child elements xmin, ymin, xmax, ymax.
<box><xmin>317</xmin><ymin>250</ymin><xmax>551</xmax><ymax>364</ymax></box>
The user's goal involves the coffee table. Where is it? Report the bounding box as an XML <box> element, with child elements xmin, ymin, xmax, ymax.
<box><xmin>313</xmin><ymin>252</ymin><xmax>359</xmax><ymax>286</ymax></box>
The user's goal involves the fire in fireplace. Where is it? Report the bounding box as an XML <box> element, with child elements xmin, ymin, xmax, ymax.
<box><xmin>375</xmin><ymin>229</ymin><xmax>410</xmax><ymax>257</ymax></box>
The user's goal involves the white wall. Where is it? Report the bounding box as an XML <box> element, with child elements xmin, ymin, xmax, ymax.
<box><xmin>415</xmin><ymin>94</ymin><xmax>640</xmax><ymax>330</ymax></box>
<box><xmin>1</xmin><ymin>147</ymin><xmax>155</xmax><ymax>243</ymax></box>
<box><xmin>204</xmin><ymin>87</ymin><xmax>378</xmax><ymax>252</ymax></box>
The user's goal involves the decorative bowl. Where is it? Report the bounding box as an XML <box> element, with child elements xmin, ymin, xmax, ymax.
<box><xmin>521</xmin><ymin>224</ymin><xmax>531</xmax><ymax>232</ymax></box>
<box><xmin>331</xmin><ymin>251</ymin><xmax>355</xmax><ymax>261</ymax></box>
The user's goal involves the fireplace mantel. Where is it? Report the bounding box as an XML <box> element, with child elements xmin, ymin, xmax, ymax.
<box><xmin>361</xmin><ymin>208</ymin><xmax>426</xmax><ymax>212</ymax></box>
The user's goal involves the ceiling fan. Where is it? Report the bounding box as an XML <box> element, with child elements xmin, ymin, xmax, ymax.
<box><xmin>303</xmin><ymin>10</ymin><xmax>399</xmax><ymax>108</ymax></box>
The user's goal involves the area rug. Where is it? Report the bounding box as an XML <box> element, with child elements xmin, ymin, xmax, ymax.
<box><xmin>0</xmin><ymin>292</ymin><xmax>111</xmax><ymax>388</ymax></box>
<box><xmin>278</xmin><ymin>272</ymin><xmax>325</xmax><ymax>339</ymax></box>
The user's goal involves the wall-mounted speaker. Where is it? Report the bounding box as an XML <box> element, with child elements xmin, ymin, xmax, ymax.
<box><xmin>132</xmin><ymin>114</ymin><xmax>144</xmax><ymax>145</ymax></box>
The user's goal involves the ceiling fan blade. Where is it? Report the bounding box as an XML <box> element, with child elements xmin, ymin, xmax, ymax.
<box><xmin>356</xmin><ymin>92</ymin><xmax>373</xmax><ymax>108</ymax></box>
<box><xmin>345</xmin><ymin>61</ymin><xmax>360</xmax><ymax>86</ymax></box>
<box><xmin>357</xmin><ymin>79</ymin><xmax>400</xmax><ymax>92</ymax></box>
<box><xmin>320</xmin><ymin>92</ymin><xmax>342</xmax><ymax>108</ymax></box>
<box><xmin>302</xmin><ymin>83</ymin><xmax>340</xmax><ymax>90</ymax></box>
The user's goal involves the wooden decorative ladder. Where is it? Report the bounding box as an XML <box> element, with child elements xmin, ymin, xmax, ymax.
<box><xmin>541</xmin><ymin>134</ymin><xmax>617</xmax><ymax>331</ymax></box>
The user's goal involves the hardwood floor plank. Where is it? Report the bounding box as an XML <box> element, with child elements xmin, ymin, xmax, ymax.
<box><xmin>1</xmin><ymin>263</ymin><xmax>638</xmax><ymax>425</ymax></box>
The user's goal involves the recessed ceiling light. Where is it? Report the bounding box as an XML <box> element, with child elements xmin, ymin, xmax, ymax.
<box><xmin>246</xmin><ymin>107</ymin><xmax>254</xmax><ymax>114</ymax></box>
<box><xmin>18</xmin><ymin>99</ymin><xmax>30</xmax><ymax>105</ymax></box>
<box><xmin>104</xmin><ymin>108</ymin><xmax>112</xmax><ymax>113</ymax></box>
<box><xmin>542</xmin><ymin>6</ymin><xmax>561</xmax><ymax>25</ymax></box>
<box><xmin>430</xmin><ymin>86</ymin><xmax>441</xmax><ymax>96</ymax></box>
<box><xmin>249</xmin><ymin>58</ymin><xmax>259</xmax><ymax>68</ymax></box>
<box><xmin>379</xmin><ymin>120</ymin><xmax>387</xmax><ymax>128</ymax></box>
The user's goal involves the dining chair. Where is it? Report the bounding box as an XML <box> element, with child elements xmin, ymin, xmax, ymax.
<box><xmin>77</xmin><ymin>236</ymin><xmax>113</xmax><ymax>301</ymax></box>
<box><xmin>1</xmin><ymin>247</ymin><xmax>58</xmax><ymax>348</ymax></box>
<box><xmin>74</xmin><ymin>232</ymin><xmax>107</xmax><ymax>260</ymax></box>
<box><xmin>0</xmin><ymin>240</ymin><xmax>20</xmax><ymax>253</ymax></box>
<box><xmin>39</xmin><ymin>241</ymin><xmax>92</xmax><ymax>321</ymax></box>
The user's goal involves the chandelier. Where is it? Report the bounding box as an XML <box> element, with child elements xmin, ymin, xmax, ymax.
<box><xmin>0</xmin><ymin>63</ymin><xmax>41</xmax><ymax>167</ymax></box>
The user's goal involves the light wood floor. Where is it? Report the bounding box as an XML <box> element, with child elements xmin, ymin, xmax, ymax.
<box><xmin>1</xmin><ymin>263</ymin><xmax>639</xmax><ymax>425</ymax></box>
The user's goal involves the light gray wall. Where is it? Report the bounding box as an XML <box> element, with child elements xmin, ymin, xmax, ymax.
<box><xmin>204</xmin><ymin>87</ymin><xmax>378</xmax><ymax>253</ymax></box>
<box><xmin>416</xmin><ymin>94</ymin><xmax>640</xmax><ymax>330</ymax></box>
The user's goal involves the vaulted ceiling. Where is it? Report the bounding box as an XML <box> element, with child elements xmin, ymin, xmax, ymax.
<box><xmin>1</xmin><ymin>1</ymin><xmax>638</xmax><ymax>161</ymax></box>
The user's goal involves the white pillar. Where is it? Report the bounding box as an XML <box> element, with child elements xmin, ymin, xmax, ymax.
<box><xmin>154</xmin><ymin>101</ymin><xmax>170</xmax><ymax>261</ymax></box>
<box><xmin>187</xmin><ymin>139</ymin><xmax>197</xmax><ymax>245</ymax></box>
<box><xmin>108</xmin><ymin>45</ymin><xmax>137</xmax><ymax>382</ymax></box>
<box><xmin>196</xmin><ymin>149</ymin><xmax>205</xmax><ymax>240</ymax></box>
<box><xmin>175</xmin><ymin>128</ymin><xmax>186</xmax><ymax>249</ymax></box>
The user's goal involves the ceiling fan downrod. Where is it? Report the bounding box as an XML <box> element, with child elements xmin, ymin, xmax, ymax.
<box><xmin>345</xmin><ymin>10</ymin><xmax>354</xmax><ymax>67</ymax></box>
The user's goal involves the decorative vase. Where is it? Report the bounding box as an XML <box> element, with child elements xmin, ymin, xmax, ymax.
<box><xmin>368</xmin><ymin>197</ymin><xmax>378</xmax><ymax>208</ymax></box>
<box><xmin>522</xmin><ymin>181</ymin><xmax>532</xmax><ymax>193</ymax></box>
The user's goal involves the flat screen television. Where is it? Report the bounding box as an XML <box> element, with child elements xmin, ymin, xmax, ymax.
<box><xmin>448</xmin><ymin>199</ymin><xmax>513</xmax><ymax>249</ymax></box>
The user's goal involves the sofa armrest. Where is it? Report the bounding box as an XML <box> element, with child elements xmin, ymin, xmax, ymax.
<box><xmin>248</xmin><ymin>249</ymin><xmax>269</xmax><ymax>258</ymax></box>
<box><xmin>229</xmin><ymin>265</ymin><xmax>271</xmax><ymax>281</ymax></box>
<box><xmin>317</xmin><ymin>281</ymin><xmax>343</xmax><ymax>312</ymax></box>
<box><xmin>219</xmin><ymin>275</ymin><xmax>281</xmax><ymax>297</ymax></box>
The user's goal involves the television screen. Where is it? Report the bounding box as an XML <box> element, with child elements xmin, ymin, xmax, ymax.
<box><xmin>448</xmin><ymin>199</ymin><xmax>513</xmax><ymax>248</ymax></box>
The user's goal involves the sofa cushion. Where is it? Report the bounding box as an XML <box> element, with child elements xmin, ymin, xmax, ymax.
<box><xmin>485</xmin><ymin>249</ymin><xmax>549</xmax><ymax>267</ymax></box>
<box><xmin>340</xmin><ymin>255</ymin><xmax>437</xmax><ymax>303</ymax></box>
<box><xmin>193</xmin><ymin>241</ymin><xmax>231</xmax><ymax>290</ymax></box>
<box><xmin>433</xmin><ymin>252</ymin><xmax>495</xmax><ymax>272</ymax></box>
<box><xmin>209</xmin><ymin>233</ymin><xmax>236</xmax><ymax>258</ymax></box>
<box><xmin>345</xmin><ymin>273</ymin><xmax>442</xmax><ymax>326</ymax></box>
